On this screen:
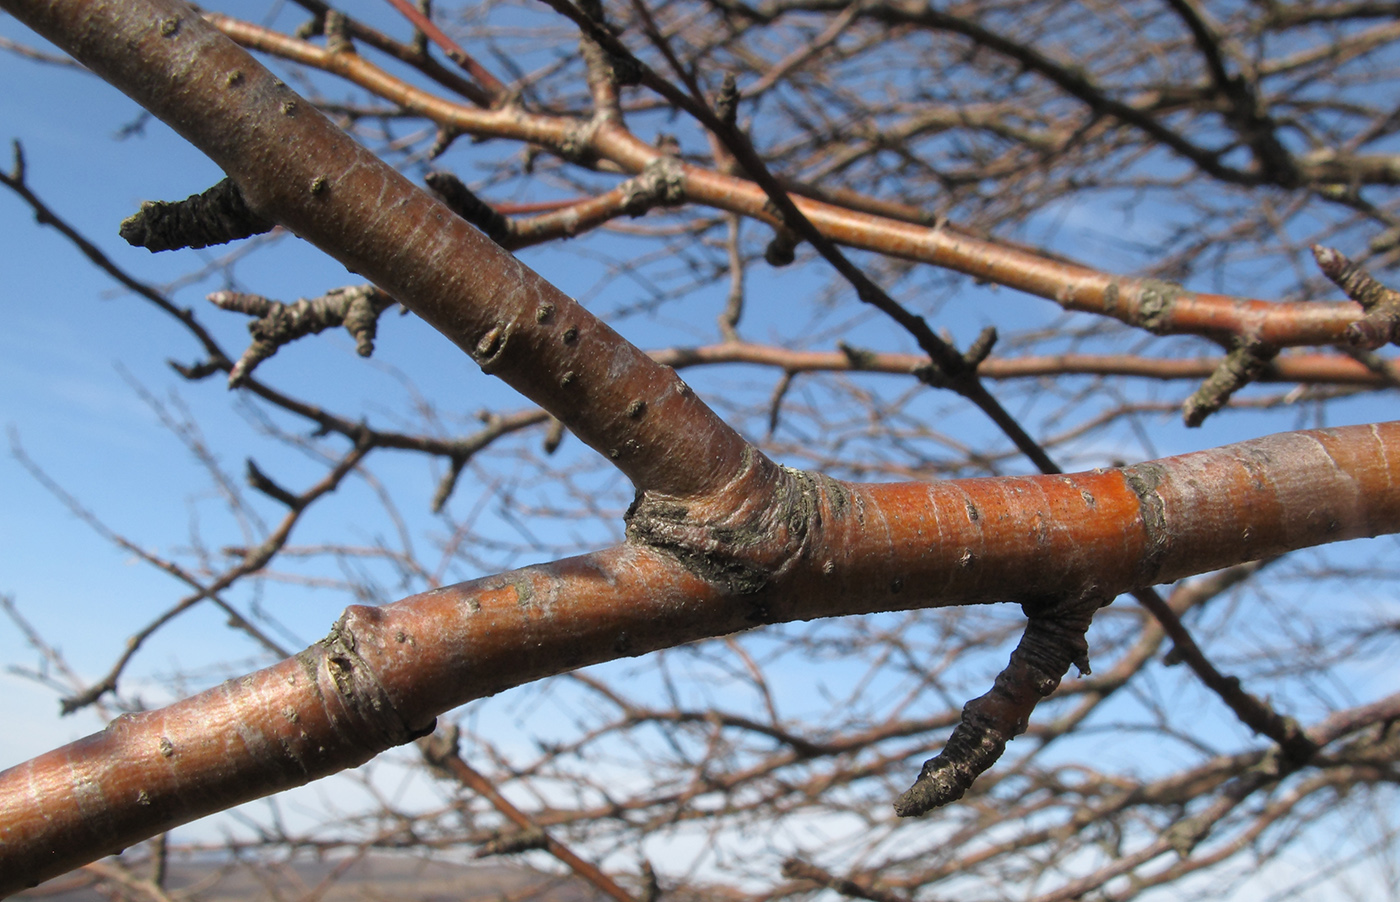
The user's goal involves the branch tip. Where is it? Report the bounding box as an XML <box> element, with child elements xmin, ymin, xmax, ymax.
<box><xmin>714</xmin><ymin>72</ymin><xmax>739</xmax><ymax>126</ymax></box>
<box><xmin>764</xmin><ymin>226</ymin><xmax>798</xmax><ymax>266</ymax></box>
<box><xmin>167</xmin><ymin>358</ymin><xmax>223</xmax><ymax>381</ymax></box>
<box><xmin>1313</xmin><ymin>245</ymin><xmax>1400</xmax><ymax>349</ymax></box>
<box><xmin>1182</xmin><ymin>340</ymin><xmax>1278</xmax><ymax>427</ymax></box>
<box><xmin>895</xmin><ymin>592</ymin><xmax>1102</xmax><ymax>816</ymax></box>
<box><xmin>544</xmin><ymin>418</ymin><xmax>566</xmax><ymax>455</ymax></box>
<box><xmin>425</xmin><ymin>171</ymin><xmax>511</xmax><ymax>242</ymax></box>
<box><xmin>430</xmin><ymin>454</ymin><xmax>469</xmax><ymax>513</ymax></box>
<box><xmin>8</xmin><ymin>139</ymin><xmax>24</xmax><ymax>183</ymax></box>
<box><xmin>119</xmin><ymin>178</ymin><xmax>274</xmax><ymax>252</ymax></box>
<box><xmin>246</xmin><ymin>458</ymin><xmax>299</xmax><ymax>508</ymax></box>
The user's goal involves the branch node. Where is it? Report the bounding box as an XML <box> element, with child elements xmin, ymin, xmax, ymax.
<box><xmin>60</xmin><ymin>679</ymin><xmax>114</xmax><ymax>716</ymax></box>
<box><xmin>626</xmin><ymin>459</ymin><xmax>840</xmax><ymax>599</ymax></box>
<box><xmin>210</xmin><ymin>285</ymin><xmax>395</xmax><ymax>386</ymax></box>
<box><xmin>782</xmin><ymin>858</ymin><xmax>910</xmax><ymax>902</ymax></box>
<box><xmin>558</xmin><ymin>115</ymin><xmax>603</xmax><ymax>165</ymax></box>
<box><xmin>910</xmin><ymin>323</ymin><xmax>1006</xmax><ymax>390</ymax></box>
<box><xmin>294</xmin><ymin>12</ymin><xmax>326</xmax><ymax>39</ymax></box>
<box><xmin>620</xmin><ymin>156</ymin><xmax>687</xmax><ymax>217</ymax></box>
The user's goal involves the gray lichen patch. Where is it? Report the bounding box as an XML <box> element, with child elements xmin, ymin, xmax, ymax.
<box><xmin>510</xmin><ymin>574</ymin><xmax>535</xmax><ymax>608</ymax></box>
<box><xmin>809</xmin><ymin>468</ymin><xmax>851</xmax><ymax>516</ymax></box>
<box><xmin>619</xmin><ymin>157</ymin><xmax>687</xmax><ymax>217</ymax></box>
<box><xmin>1135</xmin><ymin>279</ymin><xmax>1184</xmax><ymax>334</ymax></box>
<box><xmin>1121</xmin><ymin>462</ymin><xmax>1170</xmax><ymax>585</ymax></box>
<box><xmin>294</xmin><ymin>645</ymin><xmax>328</xmax><ymax>697</ymax></box>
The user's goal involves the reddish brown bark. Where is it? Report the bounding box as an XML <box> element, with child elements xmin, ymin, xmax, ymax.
<box><xmin>6</xmin><ymin>0</ymin><xmax>747</xmax><ymax>502</ymax></box>
<box><xmin>648</xmin><ymin>344</ymin><xmax>1396</xmax><ymax>386</ymax></box>
<box><xmin>3</xmin><ymin>422</ymin><xmax>1398</xmax><ymax>891</ymax></box>
<box><xmin>201</xmin><ymin>10</ymin><xmax>1368</xmax><ymax>350</ymax></box>
<box><xmin>3</xmin><ymin>0</ymin><xmax>1399</xmax><ymax>894</ymax></box>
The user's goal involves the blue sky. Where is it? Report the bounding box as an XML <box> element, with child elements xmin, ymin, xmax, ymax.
<box><xmin>3</xmin><ymin>5</ymin><xmax>1399</xmax><ymax>890</ymax></box>
<box><xmin>1</xmin><ymin>0</ymin><xmax>1394</xmax><ymax>761</ymax></box>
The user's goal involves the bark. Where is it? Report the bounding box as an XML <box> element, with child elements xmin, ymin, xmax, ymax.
<box><xmin>3</xmin><ymin>0</ymin><xmax>1399</xmax><ymax>893</ymax></box>
<box><xmin>2</xmin><ymin>422</ymin><xmax>1398</xmax><ymax>892</ymax></box>
<box><xmin>200</xmin><ymin>10</ymin><xmax>1367</xmax><ymax>350</ymax></box>
<box><xmin>4</xmin><ymin>0</ymin><xmax>748</xmax><ymax>502</ymax></box>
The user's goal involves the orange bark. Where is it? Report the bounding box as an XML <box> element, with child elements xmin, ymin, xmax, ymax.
<box><xmin>203</xmin><ymin>11</ymin><xmax>1368</xmax><ymax>349</ymax></box>
<box><xmin>648</xmin><ymin>344</ymin><xmax>1395</xmax><ymax>386</ymax></box>
<box><xmin>3</xmin><ymin>422</ymin><xmax>1397</xmax><ymax>891</ymax></box>
<box><xmin>3</xmin><ymin>0</ymin><xmax>1399</xmax><ymax>892</ymax></box>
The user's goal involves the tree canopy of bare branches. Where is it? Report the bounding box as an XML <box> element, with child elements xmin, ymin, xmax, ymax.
<box><xmin>1</xmin><ymin>0</ymin><xmax>1399</xmax><ymax>900</ymax></box>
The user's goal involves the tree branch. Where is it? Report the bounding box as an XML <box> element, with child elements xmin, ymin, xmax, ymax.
<box><xmin>2</xmin><ymin>421</ymin><xmax>1397</xmax><ymax>888</ymax></box>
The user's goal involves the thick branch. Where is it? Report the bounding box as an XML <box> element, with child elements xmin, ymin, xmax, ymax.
<box><xmin>3</xmin><ymin>0</ymin><xmax>749</xmax><ymax>501</ymax></box>
<box><xmin>3</xmin><ymin>421</ymin><xmax>1397</xmax><ymax>889</ymax></box>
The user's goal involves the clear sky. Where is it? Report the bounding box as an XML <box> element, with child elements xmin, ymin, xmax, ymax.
<box><xmin>2</xmin><ymin>4</ymin><xmax>1398</xmax><ymax>890</ymax></box>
